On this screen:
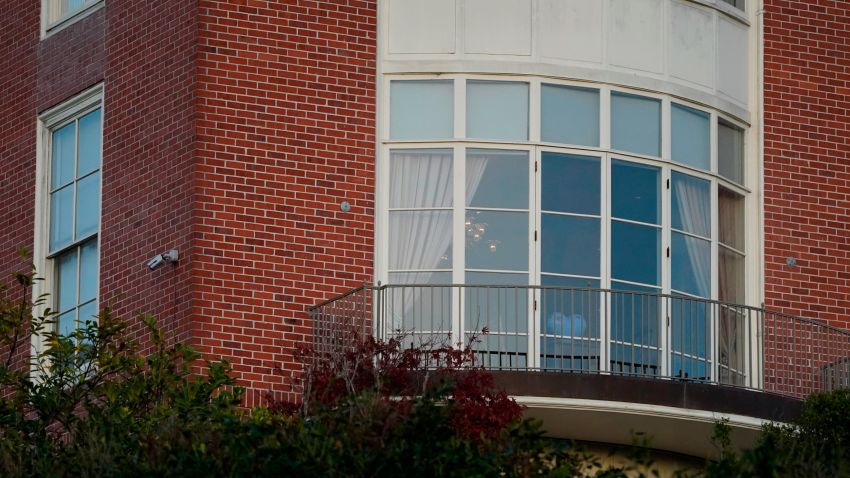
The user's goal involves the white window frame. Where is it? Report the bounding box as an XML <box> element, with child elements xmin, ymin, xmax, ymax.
<box><xmin>41</xmin><ymin>0</ymin><xmax>105</xmax><ymax>39</ymax></box>
<box><xmin>378</xmin><ymin>74</ymin><xmax>756</xmax><ymax>382</ymax></box>
<box><xmin>33</xmin><ymin>84</ymin><xmax>104</xmax><ymax>354</ymax></box>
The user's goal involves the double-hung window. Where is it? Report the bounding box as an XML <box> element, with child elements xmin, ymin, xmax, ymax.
<box><xmin>38</xmin><ymin>87</ymin><xmax>102</xmax><ymax>337</ymax></box>
<box><xmin>42</xmin><ymin>0</ymin><xmax>104</xmax><ymax>37</ymax></box>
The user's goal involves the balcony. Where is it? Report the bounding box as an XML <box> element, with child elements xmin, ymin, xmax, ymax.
<box><xmin>309</xmin><ymin>284</ymin><xmax>850</xmax><ymax>399</ymax></box>
<box><xmin>309</xmin><ymin>284</ymin><xmax>850</xmax><ymax>456</ymax></box>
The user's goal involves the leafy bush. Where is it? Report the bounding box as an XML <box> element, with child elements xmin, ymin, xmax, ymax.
<box><xmin>702</xmin><ymin>390</ymin><xmax>850</xmax><ymax>478</ymax></box>
<box><xmin>0</xmin><ymin>264</ymin><xmax>645</xmax><ymax>477</ymax></box>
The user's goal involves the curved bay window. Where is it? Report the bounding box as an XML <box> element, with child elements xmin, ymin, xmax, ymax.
<box><xmin>381</xmin><ymin>76</ymin><xmax>750</xmax><ymax>385</ymax></box>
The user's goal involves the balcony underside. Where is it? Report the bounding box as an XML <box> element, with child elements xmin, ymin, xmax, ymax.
<box><xmin>491</xmin><ymin>370</ymin><xmax>800</xmax><ymax>457</ymax></box>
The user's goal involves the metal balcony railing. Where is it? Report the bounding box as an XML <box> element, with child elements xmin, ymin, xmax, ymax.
<box><xmin>308</xmin><ymin>284</ymin><xmax>850</xmax><ymax>400</ymax></box>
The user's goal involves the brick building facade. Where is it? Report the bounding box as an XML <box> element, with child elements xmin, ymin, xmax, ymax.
<box><xmin>0</xmin><ymin>0</ymin><xmax>847</xmax><ymax>437</ymax></box>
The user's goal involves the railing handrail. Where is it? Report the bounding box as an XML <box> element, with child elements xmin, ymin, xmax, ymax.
<box><xmin>309</xmin><ymin>283</ymin><xmax>850</xmax><ymax>399</ymax></box>
<box><xmin>315</xmin><ymin>283</ymin><xmax>850</xmax><ymax>338</ymax></box>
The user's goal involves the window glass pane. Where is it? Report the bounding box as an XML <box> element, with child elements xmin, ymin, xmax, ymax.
<box><xmin>718</xmin><ymin>119</ymin><xmax>744</xmax><ymax>184</ymax></box>
<box><xmin>540</xmin><ymin>276</ymin><xmax>601</xmax><ymax>371</ymax></box>
<box><xmin>611</xmin><ymin>92</ymin><xmax>661</xmax><ymax>157</ymax></box>
<box><xmin>56</xmin><ymin>249</ymin><xmax>78</xmax><ymax>314</ymax></box>
<box><xmin>719</xmin><ymin>186</ymin><xmax>745</xmax><ymax>250</ymax></box>
<box><xmin>611</xmin><ymin>221</ymin><xmax>660</xmax><ymax>286</ymax></box>
<box><xmin>541</xmin><ymin>84</ymin><xmax>600</xmax><ymax>146</ymax></box>
<box><xmin>467</xmin><ymin>149</ymin><xmax>528</xmax><ymax>209</ymax></box>
<box><xmin>670</xmin><ymin>295</ymin><xmax>710</xmax><ymax>380</ymax></box>
<box><xmin>78</xmin><ymin>300</ymin><xmax>97</xmax><ymax>326</ymax></box>
<box><xmin>465</xmin><ymin>210</ymin><xmax>528</xmax><ymax>271</ymax></box>
<box><xmin>49</xmin><ymin>0</ymin><xmax>90</xmax><ymax>25</ymax></box>
<box><xmin>75</xmin><ymin>172</ymin><xmax>100</xmax><ymax>240</ymax></box>
<box><xmin>610</xmin><ymin>282</ymin><xmax>661</xmax><ymax>375</ymax></box>
<box><xmin>671</xmin><ymin>103</ymin><xmax>710</xmax><ymax>170</ymax></box>
<box><xmin>541</xmin><ymin>152</ymin><xmax>600</xmax><ymax>215</ymax></box>
<box><xmin>541</xmin><ymin>215</ymin><xmax>599</xmax><ymax>277</ymax></box>
<box><xmin>386</xmin><ymin>272</ymin><xmax>453</xmax><ymax>335</ymax></box>
<box><xmin>79</xmin><ymin>240</ymin><xmax>98</xmax><ymax>303</ymax></box>
<box><xmin>50</xmin><ymin>185</ymin><xmax>74</xmax><ymax>251</ymax></box>
<box><xmin>77</xmin><ymin>108</ymin><xmax>102</xmax><ymax>176</ymax></box>
<box><xmin>466</xmin><ymin>81</ymin><xmax>529</xmax><ymax>141</ymax></box>
<box><xmin>464</xmin><ymin>272</ymin><xmax>528</xmax><ymax>336</ymax></box>
<box><xmin>51</xmin><ymin>122</ymin><xmax>76</xmax><ymax>189</ymax></box>
<box><xmin>57</xmin><ymin>310</ymin><xmax>76</xmax><ymax>336</ymax></box>
<box><xmin>389</xmin><ymin>211</ymin><xmax>452</xmax><ymax>270</ymax></box>
<box><xmin>719</xmin><ymin>247</ymin><xmax>745</xmax><ymax>304</ymax></box>
<box><xmin>611</xmin><ymin>160</ymin><xmax>660</xmax><ymax>224</ymax></box>
<box><xmin>671</xmin><ymin>172</ymin><xmax>711</xmax><ymax>238</ymax></box>
<box><xmin>720</xmin><ymin>0</ymin><xmax>744</xmax><ymax>11</ymax></box>
<box><xmin>389</xmin><ymin>149</ymin><xmax>453</xmax><ymax>208</ymax></box>
<box><xmin>542</xmin><ymin>275</ymin><xmax>599</xmax><ymax>289</ymax></box>
<box><xmin>390</xmin><ymin>80</ymin><xmax>453</xmax><ymax>140</ymax></box>
<box><xmin>671</xmin><ymin>232</ymin><xmax>711</xmax><ymax>298</ymax></box>
<box><xmin>388</xmin><ymin>272</ymin><xmax>453</xmax><ymax>285</ymax></box>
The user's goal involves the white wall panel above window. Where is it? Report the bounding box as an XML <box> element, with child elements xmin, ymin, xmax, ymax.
<box><xmin>717</xmin><ymin>18</ymin><xmax>750</xmax><ymax>104</ymax></box>
<box><xmin>464</xmin><ymin>0</ymin><xmax>532</xmax><ymax>56</ymax></box>
<box><xmin>538</xmin><ymin>0</ymin><xmax>603</xmax><ymax>63</ymax></box>
<box><xmin>388</xmin><ymin>0</ymin><xmax>456</xmax><ymax>54</ymax></box>
<box><xmin>608</xmin><ymin>0</ymin><xmax>664</xmax><ymax>74</ymax></box>
<box><xmin>669</xmin><ymin>1</ymin><xmax>716</xmax><ymax>88</ymax></box>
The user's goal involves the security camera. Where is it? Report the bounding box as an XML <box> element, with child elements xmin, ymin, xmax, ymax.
<box><xmin>147</xmin><ymin>254</ymin><xmax>166</xmax><ymax>270</ymax></box>
<box><xmin>147</xmin><ymin>249</ymin><xmax>179</xmax><ymax>270</ymax></box>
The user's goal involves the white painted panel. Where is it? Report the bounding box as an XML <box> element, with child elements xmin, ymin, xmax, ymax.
<box><xmin>669</xmin><ymin>1</ymin><xmax>715</xmax><ymax>88</ymax></box>
<box><xmin>465</xmin><ymin>0</ymin><xmax>531</xmax><ymax>56</ymax></box>
<box><xmin>717</xmin><ymin>18</ymin><xmax>749</xmax><ymax>104</ymax></box>
<box><xmin>538</xmin><ymin>0</ymin><xmax>603</xmax><ymax>63</ymax></box>
<box><xmin>608</xmin><ymin>0</ymin><xmax>664</xmax><ymax>74</ymax></box>
<box><xmin>388</xmin><ymin>0</ymin><xmax>456</xmax><ymax>54</ymax></box>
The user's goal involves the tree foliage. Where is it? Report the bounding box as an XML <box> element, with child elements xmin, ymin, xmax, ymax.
<box><xmin>0</xmin><ymin>264</ymin><xmax>651</xmax><ymax>477</ymax></box>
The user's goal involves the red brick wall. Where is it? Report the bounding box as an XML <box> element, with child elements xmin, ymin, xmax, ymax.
<box><xmin>762</xmin><ymin>0</ymin><xmax>850</xmax><ymax>330</ymax></box>
<box><xmin>100</xmin><ymin>0</ymin><xmax>198</xmax><ymax>348</ymax></box>
<box><xmin>194</xmin><ymin>0</ymin><xmax>377</xmax><ymax>405</ymax></box>
<box><xmin>0</xmin><ymin>1</ymin><xmax>197</xmax><ymax>353</ymax></box>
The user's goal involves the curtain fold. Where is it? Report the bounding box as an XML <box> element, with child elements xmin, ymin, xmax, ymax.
<box><xmin>673</xmin><ymin>176</ymin><xmax>711</xmax><ymax>298</ymax></box>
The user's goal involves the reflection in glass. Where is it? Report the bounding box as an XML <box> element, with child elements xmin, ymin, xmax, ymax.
<box><xmin>466</xmin><ymin>149</ymin><xmax>528</xmax><ymax>209</ymax></box>
<box><xmin>672</xmin><ymin>103</ymin><xmax>710</xmax><ymax>170</ymax></box>
<box><xmin>465</xmin><ymin>211</ymin><xmax>528</xmax><ymax>271</ymax></box>
<box><xmin>541</xmin><ymin>152</ymin><xmax>600</xmax><ymax>215</ymax></box>
<box><xmin>611</xmin><ymin>92</ymin><xmax>661</xmax><ymax>157</ymax></box>
<box><xmin>611</xmin><ymin>160</ymin><xmax>660</xmax><ymax>225</ymax></box>
<box><xmin>467</xmin><ymin>81</ymin><xmax>529</xmax><ymax>141</ymax></box>
<box><xmin>541</xmin><ymin>84</ymin><xmax>600</xmax><ymax>147</ymax></box>
<box><xmin>611</xmin><ymin>221</ymin><xmax>660</xmax><ymax>286</ymax></box>
<box><xmin>541</xmin><ymin>215</ymin><xmax>599</xmax><ymax>277</ymax></box>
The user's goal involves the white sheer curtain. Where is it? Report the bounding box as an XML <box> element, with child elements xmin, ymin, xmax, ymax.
<box><xmin>673</xmin><ymin>176</ymin><xmax>711</xmax><ymax>297</ymax></box>
<box><xmin>389</xmin><ymin>150</ymin><xmax>453</xmax><ymax>274</ymax></box>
